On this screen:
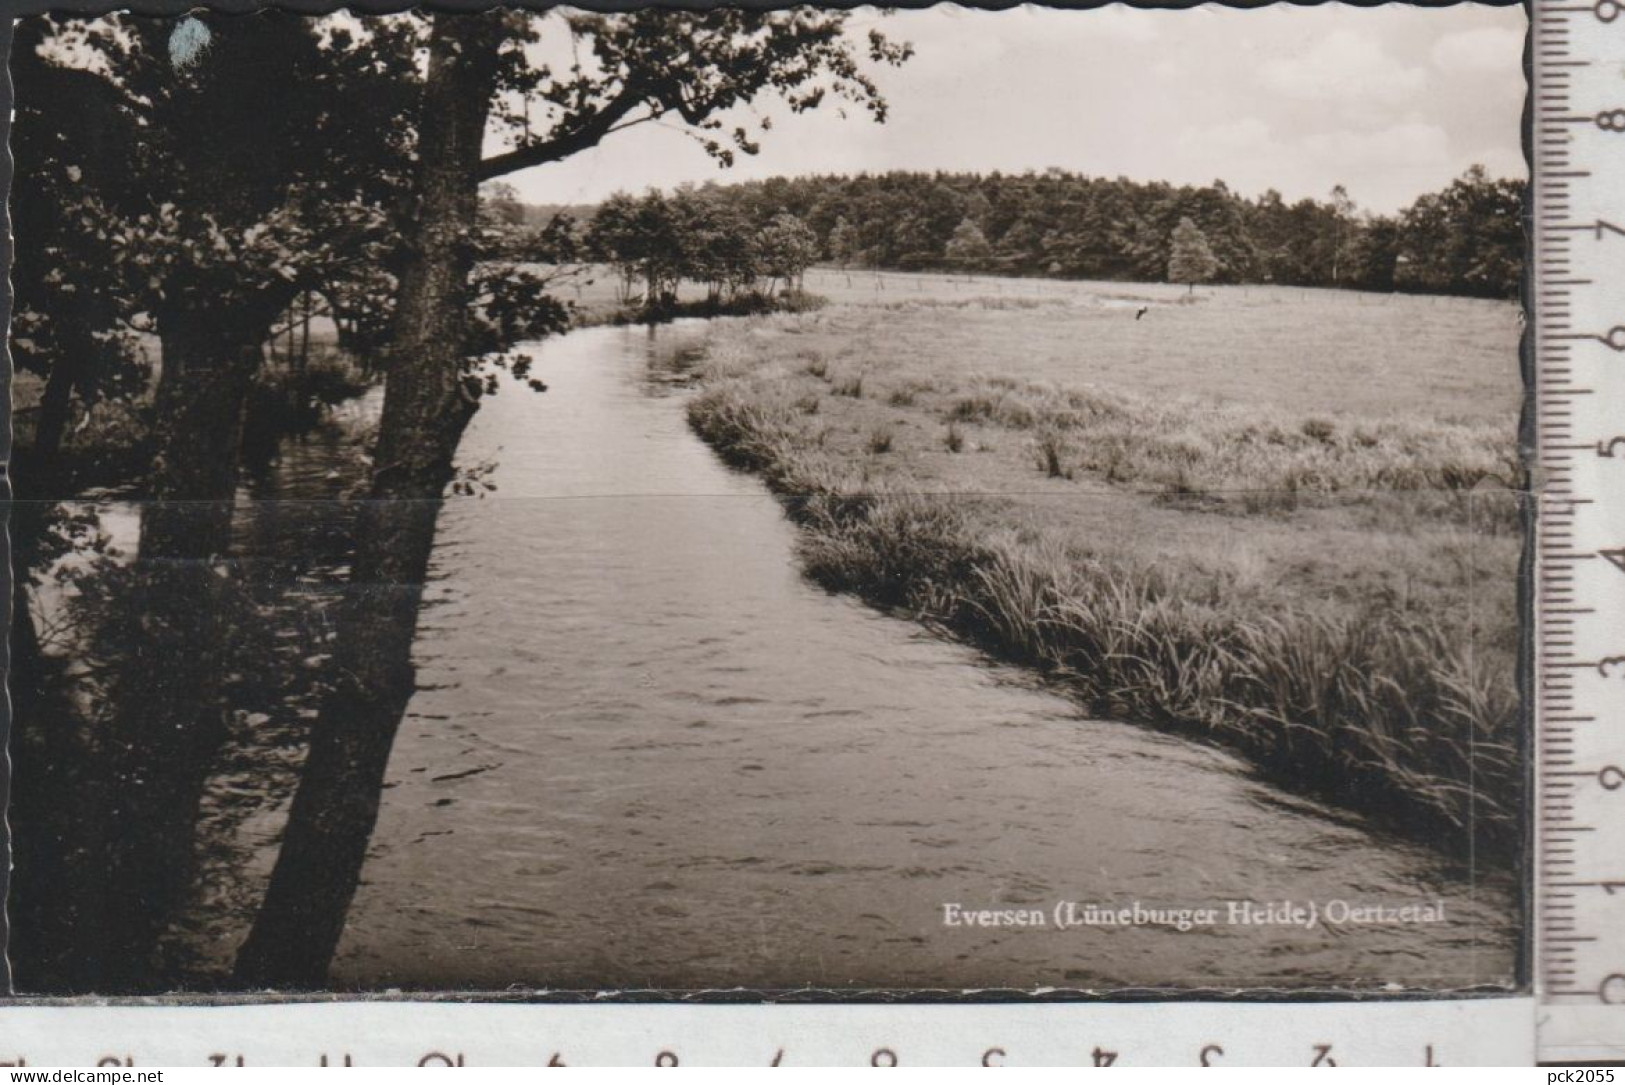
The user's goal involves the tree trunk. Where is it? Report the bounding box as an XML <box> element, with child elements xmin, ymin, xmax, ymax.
<box><xmin>31</xmin><ymin>357</ymin><xmax>77</xmax><ymax>467</ymax></box>
<box><xmin>6</xmin><ymin>422</ymin><xmax>70</xmax><ymax>991</ymax></box>
<box><xmin>298</xmin><ymin>290</ymin><xmax>311</xmax><ymax>374</ymax></box>
<box><xmin>234</xmin><ymin>13</ymin><xmax>504</xmax><ymax>988</ymax></box>
<box><xmin>144</xmin><ymin>303</ymin><xmax>269</xmax><ymax>559</ymax></box>
<box><xmin>5</xmin><ymin>517</ymin><xmax>57</xmax><ymax>990</ymax></box>
<box><xmin>8</xmin><ymin>328</ymin><xmax>109</xmax><ymax>991</ymax></box>
<box><xmin>69</xmin><ymin>301</ymin><xmax>277</xmax><ymax>991</ymax></box>
<box><xmin>7</xmin><ymin>352</ymin><xmax>79</xmax><ymax>751</ymax></box>
<box><xmin>5</xmin><ymin>566</ymin><xmax>106</xmax><ymax>993</ymax></box>
<box><xmin>8</xmin><ymin>297</ymin><xmax>280</xmax><ymax>994</ymax></box>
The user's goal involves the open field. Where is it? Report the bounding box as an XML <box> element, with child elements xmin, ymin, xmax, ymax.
<box><xmin>686</xmin><ymin>280</ymin><xmax>1523</xmax><ymax>866</ymax></box>
<box><xmin>798</xmin><ymin>268</ymin><xmax>1521</xmax><ymax>418</ymax></box>
<box><xmin>558</xmin><ymin>263</ymin><xmax>1519</xmax><ymax>416</ymax></box>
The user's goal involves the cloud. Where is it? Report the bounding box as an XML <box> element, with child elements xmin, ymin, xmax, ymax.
<box><xmin>889</xmin><ymin>8</ymin><xmax>1010</xmax><ymax>79</ymax></box>
<box><xmin>1462</xmin><ymin>144</ymin><xmax>1529</xmax><ymax>182</ymax></box>
<box><xmin>1065</xmin><ymin>5</ymin><xmax>1161</xmax><ymax>42</ymax></box>
<box><xmin>1430</xmin><ymin>26</ymin><xmax>1523</xmax><ymax>75</ymax></box>
<box><xmin>1299</xmin><ymin>121</ymin><xmax>1457</xmax><ymax>204</ymax></box>
<box><xmin>1186</xmin><ymin>117</ymin><xmax>1280</xmax><ymax>160</ymax></box>
<box><xmin>509</xmin><ymin>5</ymin><xmax>1524</xmax><ymax>215</ymax></box>
<box><xmin>1306</xmin><ymin>120</ymin><xmax>1449</xmax><ymax>161</ymax></box>
<box><xmin>1175</xmin><ymin>117</ymin><xmax>1465</xmax><ymax>210</ymax></box>
<box><xmin>1257</xmin><ymin>29</ymin><xmax>1426</xmax><ymax>115</ymax></box>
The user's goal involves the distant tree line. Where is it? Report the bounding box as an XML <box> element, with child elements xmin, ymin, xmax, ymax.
<box><xmin>482</xmin><ymin>183</ymin><xmax>826</xmax><ymax>310</ymax></box>
<box><xmin>570</xmin><ymin>167</ymin><xmax>1522</xmax><ymax>299</ymax></box>
<box><xmin>582</xmin><ymin>188</ymin><xmax>821</xmax><ymax>306</ymax></box>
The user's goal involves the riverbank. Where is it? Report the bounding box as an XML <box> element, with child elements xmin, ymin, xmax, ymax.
<box><xmin>10</xmin><ymin>340</ymin><xmax>376</xmax><ymax>495</ymax></box>
<box><xmin>686</xmin><ymin>293</ymin><xmax>1522</xmax><ymax>868</ymax></box>
<box><xmin>330</xmin><ymin>322</ymin><xmax>1515</xmax><ymax>991</ymax></box>
<box><xmin>571</xmin><ymin>286</ymin><xmax>827</xmax><ymax>328</ymax></box>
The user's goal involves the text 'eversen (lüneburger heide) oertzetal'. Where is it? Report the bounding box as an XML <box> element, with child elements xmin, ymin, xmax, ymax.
<box><xmin>939</xmin><ymin>900</ymin><xmax>1448</xmax><ymax>932</ymax></box>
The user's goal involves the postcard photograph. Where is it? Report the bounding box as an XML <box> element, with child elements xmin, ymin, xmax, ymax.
<box><xmin>5</xmin><ymin>2</ymin><xmax>1527</xmax><ymax>995</ymax></box>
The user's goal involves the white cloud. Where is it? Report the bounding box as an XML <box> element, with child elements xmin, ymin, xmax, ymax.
<box><xmin>1300</xmin><ymin>121</ymin><xmax>1456</xmax><ymax>202</ymax></box>
<box><xmin>889</xmin><ymin>8</ymin><xmax>1010</xmax><ymax>80</ymax></box>
<box><xmin>1305</xmin><ymin>120</ymin><xmax>1450</xmax><ymax>164</ymax></box>
<box><xmin>1185</xmin><ymin>117</ymin><xmax>1280</xmax><ymax>160</ymax></box>
<box><xmin>1257</xmin><ymin>29</ymin><xmax>1426</xmax><ymax>112</ymax></box>
<box><xmin>1067</xmin><ymin>5</ymin><xmax>1161</xmax><ymax>43</ymax></box>
<box><xmin>508</xmin><ymin>4</ymin><xmax>1525</xmax><ymax>215</ymax></box>
<box><xmin>1431</xmin><ymin>26</ymin><xmax>1523</xmax><ymax>74</ymax></box>
<box><xmin>1462</xmin><ymin>144</ymin><xmax>1529</xmax><ymax>182</ymax></box>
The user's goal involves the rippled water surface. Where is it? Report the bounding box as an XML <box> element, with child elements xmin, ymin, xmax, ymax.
<box><xmin>297</xmin><ymin>324</ymin><xmax>1516</xmax><ymax>991</ymax></box>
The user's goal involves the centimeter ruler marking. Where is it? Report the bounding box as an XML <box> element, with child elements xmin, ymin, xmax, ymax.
<box><xmin>1535</xmin><ymin>0</ymin><xmax>1625</xmax><ymax>1063</ymax></box>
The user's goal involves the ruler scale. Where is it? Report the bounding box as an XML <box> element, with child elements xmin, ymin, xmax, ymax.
<box><xmin>1534</xmin><ymin>0</ymin><xmax>1625</xmax><ymax>1063</ymax></box>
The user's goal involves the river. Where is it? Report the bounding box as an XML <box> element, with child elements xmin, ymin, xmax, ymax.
<box><xmin>200</xmin><ymin>321</ymin><xmax>1513</xmax><ymax>993</ymax></box>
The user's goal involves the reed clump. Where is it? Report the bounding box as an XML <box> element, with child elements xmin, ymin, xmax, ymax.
<box><xmin>944</xmin><ymin>376</ymin><xmax>1517</xmax><ymax>501</ymax></box>
<box><xmin>689</xmin><ymin>352</ymin><xmax>1521</xmax><ymax>868</ymax></box>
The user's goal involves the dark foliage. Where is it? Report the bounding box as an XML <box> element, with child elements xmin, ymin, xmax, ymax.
<box><xmin>620</xmin><ymin>167</ymin><xmax>1523</xmax><ymax>298</ymax></box>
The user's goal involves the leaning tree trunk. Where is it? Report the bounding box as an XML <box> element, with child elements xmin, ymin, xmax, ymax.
<box><xmin>234</xmin><ymin>13</ymin><xmax>504</xmax><ymax>988</ymax></box>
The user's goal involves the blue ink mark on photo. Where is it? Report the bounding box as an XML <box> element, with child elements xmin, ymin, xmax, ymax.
<box><xmin>169</xmin><ymin>17</ymin><xmax>211</xmax><ymax>71</ymax></box>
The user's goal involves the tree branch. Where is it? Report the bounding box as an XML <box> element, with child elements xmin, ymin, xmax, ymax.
<box><xmin>476</xmin><ymin>85</ymin><xmax>648</xmax><ymax>181</ymax></box>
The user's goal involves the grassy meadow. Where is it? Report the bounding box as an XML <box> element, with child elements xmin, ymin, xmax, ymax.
<box><xmin>688</xmin><ymin>269</ymin><xmax>1523</xmax><ymax>867</ymax></box>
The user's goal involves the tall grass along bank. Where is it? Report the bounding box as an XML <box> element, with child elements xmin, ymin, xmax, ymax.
<box><xmin>685</xmin><ymin>301</ymin><xmax>1521</xmax><ymax>870</ymax></box>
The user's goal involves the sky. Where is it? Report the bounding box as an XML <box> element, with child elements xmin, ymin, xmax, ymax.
<box><xmin>503</xmin><ymin>3</ymin><xmax>1526</xmax><ymax>216</ymax></box>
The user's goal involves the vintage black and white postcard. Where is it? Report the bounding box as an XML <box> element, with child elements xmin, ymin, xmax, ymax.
<box><xmin>5</xmin><ymin>0</ymin><xmax>1526</xmax><ymax>1019</ymax></box>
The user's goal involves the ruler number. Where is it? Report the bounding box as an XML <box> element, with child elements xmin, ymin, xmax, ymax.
<box><xmin>1541</xmin><ymin>0</ymin><xmax>1625</xmax><ymax>1041</ymax></box>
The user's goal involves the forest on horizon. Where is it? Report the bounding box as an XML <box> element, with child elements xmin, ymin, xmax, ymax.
<box><xmin>494</xmin><ymin>165</ymin><xmax>1525</xmax><ymax>300</ymax></box>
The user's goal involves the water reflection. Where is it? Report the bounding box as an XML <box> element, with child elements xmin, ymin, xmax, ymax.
<box><xmin>8</xmin><ymin>402</ymin><xmax>372</xmax><ymax>992</ymax></box>
<box><xmin>10</xmin><ymin>496</ymin><xmax>251</xmax><ymax>990</ymax></box>
<box><xmin>10</xmin><ymin>324</ymin><xmax>1518</xmax><ymax>993</ymax></box>
<box><xmin>331</xmin><ymin>325</ymin><xmax>1516</xmax><ymax>991</ymax></box>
